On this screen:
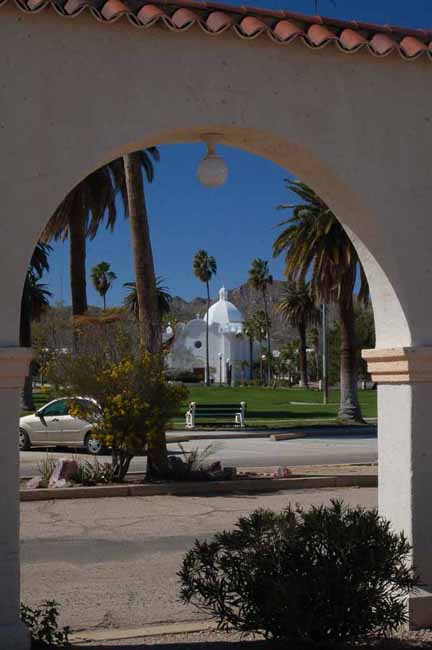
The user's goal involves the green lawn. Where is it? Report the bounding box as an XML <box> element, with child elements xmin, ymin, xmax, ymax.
<box><xmin>30</xmin><ymin>386</ymin><xmax>377</xmax><ymax>430</ymax></box>
<box><xmin>173</xmin><ymin>386</ymin><xmax>377</xmax><ymax>429</ymax></box>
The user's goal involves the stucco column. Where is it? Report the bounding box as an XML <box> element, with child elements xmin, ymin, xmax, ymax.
<box><xmin>0</xmin><ymin>348</ymin><xmax>32</xmax><ymax>650</ymax></box>
<box><xmin>363</xmin><ymin>347</ymin><xmax>432</xmax><ymax>629</ymax></box>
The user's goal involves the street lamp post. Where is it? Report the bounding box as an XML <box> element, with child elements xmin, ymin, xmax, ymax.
<box><xmin>261</xmin><ymin>353</ymin><xmax>267</xmax><ymax>386</ymax></box>
<box><xmin>218</xmin><ymin>352</ymin><xmax>223</xmax><ymax>386</ymax></box>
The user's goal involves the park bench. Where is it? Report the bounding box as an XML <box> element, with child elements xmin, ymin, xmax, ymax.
<box><xmin>185</xmin><ymin>402</ymin><xmax>246</xmax><ymax>429</ymax></box>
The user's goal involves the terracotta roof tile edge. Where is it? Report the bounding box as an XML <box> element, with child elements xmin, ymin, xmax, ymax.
<box><xmin>2</xmin><ymin>0</ymin><xmax>432</xmax><ymax>62</ymax></box>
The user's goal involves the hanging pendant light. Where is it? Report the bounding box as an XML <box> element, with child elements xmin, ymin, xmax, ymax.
<box><xmin>197</xmin><ymin>134</ymin><xmax>228</xmax><ymax>188</ymax></box>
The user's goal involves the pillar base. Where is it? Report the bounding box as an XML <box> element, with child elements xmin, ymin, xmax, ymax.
<box><xmin>409</xmin><ymin>586</ymin><xmax>432</xmax><ymax>630</ymax></box>
<box><xmin>0</xmin><ymin>621</ymin><xmax>31</xmax><ymax>650</ymax></box>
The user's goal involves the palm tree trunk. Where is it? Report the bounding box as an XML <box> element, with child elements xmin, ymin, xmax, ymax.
<box><xmin>69</xmin><ymin>213</ymin><xmax>88</xmax><ymax>317</ymax></box>
<box><xmin>338</xmin><ymin>297</ymin><xmax>363</xmax><ymax>422</ymax></box>
<box><xmin>103</xmin><ymin>294</ymin><xmax>106</xmax><ymax>311</ymax></box>
<box><xmin>20</xmin><ymin>278</ymin><xmax>34</xmax><ymax>411</ymax></box>
<box><xmin>298</xmin><ymin>321</ymin><xmax>308</xmax><ymax>388</ymax></box>
<box><xmin>123</xmin><ymin>152</ymin><xmax>166</xmax><ymax>477</ymax></box>
<box><xmin>262</xmin><ymin>289</ymin><xmax>272</xmax><ymax>382</ymax></box>
<box><xmin>123</xmin><ymin>152</ymin><xmax>161</xmax><ymax>353</ymax></box>
<box><xmin>249</xmin><ymin>337</ymin><xmax>254</xmax><ymax>380</ymax></box>
<box><xmin>205</xmin><ymin>281</ymin><xmax>210</xmax><ymax>386</ymax></box>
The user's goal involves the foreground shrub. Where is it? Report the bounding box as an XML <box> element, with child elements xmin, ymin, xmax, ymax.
<box><xmin>20</xmin><ymin>600</ymin><xmax>70</xmax><ymax>647</ymax></box>
<box><xmin>179</xmin><ymin>500</ymin><xmax>418</xmax><ymax>647</ymax></box>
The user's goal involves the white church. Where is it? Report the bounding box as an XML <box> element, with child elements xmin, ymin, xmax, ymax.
<box><xmin>165</xmin><ymin>287</ymin><xmax>260</xmax><ymax>384</ymax></box>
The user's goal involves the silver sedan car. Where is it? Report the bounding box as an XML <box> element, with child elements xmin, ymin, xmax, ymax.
<box><xmin>19</xmin><ymin>397</ymin><xmax>105</xmax><ymax>455</ymax></box>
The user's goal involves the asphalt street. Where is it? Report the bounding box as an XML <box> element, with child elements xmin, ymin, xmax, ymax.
<box><xmin>20</xmin><ymin>427</ymin><xmax>377</xmax><ymax>478</ymax></box>
<box><xmin>21</xmin><ymin>487</ymin><xmax>378</xmax><ymax>632</ymax></box>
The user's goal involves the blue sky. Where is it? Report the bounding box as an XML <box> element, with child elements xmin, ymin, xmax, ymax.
<box><xmin>45</xmin><ymin>0</ymin><xmax>431</xmax><ymax>307</ymax></box>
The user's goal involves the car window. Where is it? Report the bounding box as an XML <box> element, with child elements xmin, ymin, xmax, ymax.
<box><xmin>40</xmin><ymin>400</ymin><xmax>69</xmax><ymax>417</ymax></box>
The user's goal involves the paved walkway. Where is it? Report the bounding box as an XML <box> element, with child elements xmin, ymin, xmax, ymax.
<box><xmin>21</xmin><ymin>487</ymin><xmax>377</xmax><ymax>633</ymax></box>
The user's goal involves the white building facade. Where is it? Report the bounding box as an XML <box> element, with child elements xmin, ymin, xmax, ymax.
<box><xmin>167</xmin><ymin>288</ymin><xmax>258</xmax><ymax>384</ymax></box>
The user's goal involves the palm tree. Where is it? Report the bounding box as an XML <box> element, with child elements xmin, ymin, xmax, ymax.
<box><xmin>20</xmin><ymin>243</ymin><xmax>52</xmax><ymax>410</ymax></box>
<box><xmin>277</xmin><ymin>281</ymin><xmax>320</xmax><ymax>388</ymax></box>
<box><xmin>193</xmin><ymin>250</ymin><xmax>217</xmax><ymax>386</ymax></box>
<box><xmin>122</xmin><ymin>148</ymin><xmax>165</xmax><ymax>478</ymax></box>
<box><xmin>41</xmin><ymin>149</ymin><xmax>159</xmax><ymax>327</ymax></box>
<box><xmin>248</xmin><ymin>258</ymin><xmax>273</xmax><ymax>381</ymax></box>
<box><xmin>243</xmin><ymin>317</ymin><xmax>258</xmax><ymax>380</ymax></box>
<box><xmin>91</xmin><ymin>261</ymin><xmax>117</xmax><ymax>310</ymax></box>
<box><xmin>273</xmin><ymin>180</ymin><xmax>369</xmax><ymax>421</ymax></box>
<box><xmin>123</xmin><ymin>278</ymin><xmax>172</xmax><ymax>319</ymax></box>
<box><xmin>41</xmin><ymin>167</ymin><xmax>119</xmax><ymax>318</ymax></box>
<box><xmin>122</xmin><ymin>149</ymin><xmax>161</xmax><ymax>356</ymax></box>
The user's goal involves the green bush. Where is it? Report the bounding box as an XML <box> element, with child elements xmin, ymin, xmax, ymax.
<box><xmin>20</xmin><ymin>600</ymin><xmax>70</xmax><ymax>647</ymax></box>
<box><xmin>69</xmin><ymin>459</ymin><xmax>115</xmax><ymax>486</ymax></box>
<box><xmin>166</xmin><ymin>444</ymin><xmax>221</xmax><ymax>481</ymax></box>
<box><xmin>37</xmin><ymin>455</ymin><xmax>57</xmax><ymax>482</ymax></box>
<box><xmin>179</xmin><ymin>500</ymin><xmax>418</xmax><ymax>647</ymax></box>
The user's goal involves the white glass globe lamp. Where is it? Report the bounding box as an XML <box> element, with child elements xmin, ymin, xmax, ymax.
<box><xmin>197</xmin><ymin>135</ymin><xmax>228</xmax><ymax>188</ymax></box>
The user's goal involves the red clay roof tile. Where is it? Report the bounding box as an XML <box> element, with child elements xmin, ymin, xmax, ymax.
<box><xmin>271</xmin><ymin>18</ymin><xmax>303</xmax><ymax>42</ymax></box>
<box><xmin>2</xmin><ymin>0</ymin><xmax>432</xmax><ymax>62</ymax></box>
<box><xmin>205</xmin><ymin>10</ymin><xmax>232</xmax><ymax>33</ymax></box>
<box><xmin>338</xmin><ymin>28</ymin><xmax>367</xmax><ymax>52</ymax></box>
<box><xmin>369</xmin><ymin>32</ymin><xmax>397</xmax><ymax>56</ymax></box>
<box><xmin>307</xmin><ymin>23</ymin><xmax>338</xmax><ymax>47</ymax></box>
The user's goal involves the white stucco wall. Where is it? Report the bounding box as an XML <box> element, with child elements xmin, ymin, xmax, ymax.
<box><xmin>1</xmin><ymin>7</ymin><xmax>431</xmax><ymax>349</ymax></box>
<box><xmin>1</xmin><ymin>6</ymin><xmax>432</xmax><ymax>644</ymax></box>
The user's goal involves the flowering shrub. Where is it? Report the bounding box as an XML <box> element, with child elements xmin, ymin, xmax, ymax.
<box><xmin>46</xmin><ymin>351</ymin><xmax>188</xmax><ymax>479</ymax></box>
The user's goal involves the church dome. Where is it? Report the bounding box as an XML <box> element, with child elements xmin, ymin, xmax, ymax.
<box><xmin>206</xmin><ymin>287</ymin><xmax>244</xmax><ymax>331</ymax></box>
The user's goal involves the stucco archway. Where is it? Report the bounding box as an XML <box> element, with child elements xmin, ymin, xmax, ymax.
<box><xmin>1</xmin><ymin>1</ymin><xmax>432</xmax><ymax>646</ymax></box>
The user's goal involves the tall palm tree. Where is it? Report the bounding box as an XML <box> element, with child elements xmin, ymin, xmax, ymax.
<box><xmin>123</xmin><ymin>277</ymin><xmax>172</xmax><ymax>320</ymax></box>
<box><xmin>20</xmin><ymin>243</ymin><xmax>52</xmax><ymax>410</ymax></box>
<box><xmin>273</xmin><ymin>180</ymin><xmax>369</xmax><ymax>421</ymax></box>
<box><xmin>122</xmin><ymin>149</ymin><xmax>165</xmax><ymax>478</ymax></box>
<box><xmin>91</xmin><ymin>261</ymin><xmax>117</xmax><ymax>310</ymax></box>
<box><xmin>277</xmin><ymin>281</ymin><xmax>320</xmax><ymax>388</ymax></box>
<box><xmin>41</xmin><ymin>149</ymin><xmax>158</xmax><ymax>325</ymax></box>
<box><xmin>248</xmin><ymin>258</ymin><xmax>273</xmax><ymax>380</ymax></box>
<box><xmin>193</xmin><ymin>250</ymin><xmax>217</xmax><ymax>386</ymax></box>
<box><xmin>243</xmin><ymin>317</ymin><xmax>258</xmax><ymax>380</ymax></box>
<box><xmin>41</xmin><ymin>167</ymin><xmax>119</xmax><ymax>318</ymax></box>
<box><xmin>122</xmin><ymin>149</ymin><xmax>161</xmax><ymax>358</ymax></box>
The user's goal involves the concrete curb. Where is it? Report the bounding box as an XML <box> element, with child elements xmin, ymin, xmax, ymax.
<box><xmin>270</xmin><ymin>433</ymin><xmax>306</xmax><ymax>441</ymax></box>
<box><xmin>20</xmin><ymin>474</ymin><xmax>377</xmax><ymax>502</ymax></box>
<box><xmin>70</xmin><ymin>620</ymin><xmax>218</xmax><ymax>644</ymax></box>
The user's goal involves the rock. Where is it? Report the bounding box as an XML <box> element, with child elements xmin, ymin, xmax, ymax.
<box><xmin>27</xmin><ymin>476</ymin><xmax>45</xmax><ymax>490</ymax></box>
<box><xmin>208</xmin><ymin>466</ymin><xmax>237</xmax><ymax>481</ymax></box>
<box><xmin>272</xmin><ymin>466</ymin><xmax>292</xmax><ymax>478</ymax></box>
<box><xmin>48</xmin><ymin>459</ymin><xmax>79</xmax><ymax>488</ymax></box>
<box><xmin>168</xmin><ymin>456</ymin><xmax>186</xmax><ymax>470</ymax></box>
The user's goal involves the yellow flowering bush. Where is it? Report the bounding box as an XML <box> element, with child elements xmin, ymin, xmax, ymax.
<box><xmin>46</xmin><ymin>351</ymin><xmax>188</xmax><ymax>480</ymax></box>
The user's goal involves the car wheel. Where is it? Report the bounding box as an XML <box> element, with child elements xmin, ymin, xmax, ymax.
<box><xmin>19</xmin><ymin>429</ymin><xmax>31</xmax><ymax>452</ymax></box>
<box><xmin>85</xmin><ymin>432</ymin><xmax>104</xmax><ymax>456</ymax></box>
